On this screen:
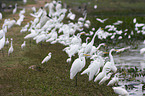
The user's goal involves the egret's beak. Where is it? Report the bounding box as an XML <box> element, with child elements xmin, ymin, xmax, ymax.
<box><xmin>104</xmin><ymin>44</ymin><xmax>107</xmax><ymax>47</ymax></box>
<box><xmin>115</xmin><ymin>49</ymin><xmax>119</xmax><ymax>51</ymax></box>
<box><xmin>103</xmin><ymin>52</ymin><xmax>109</xmax><ymax>54</ymax></box>
<box><xmin>84</xmin><ymin>54</ymin><xmax>91</xmax><ymax>56</ymax></box>
<box><xmin>101</xmin><ymin>28</ymin><xmax>104</xmax><ymax>30</ymax></box>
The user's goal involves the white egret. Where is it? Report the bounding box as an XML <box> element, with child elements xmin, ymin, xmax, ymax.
<box><xmin>96</xmin><ymin>18</ymin><xmax>108</xmax><ymax>23</ymax></box>
<box><xmin>94</xmin><ymin>5</ymin><xmax>97</xmax><ymax>9</ymax></box>
<box><xmin>81</xmin><ymin>59</ymin><xmax>101</xmax><ymax>81</ymax></box>
<box><xmin>112</xmin><ymin>87</ymin><xmax>129</xmax><ymax>96</ymax></box>
<box><xmin>140</xmin><ymin>48</ymin><xmax>145</xmax><ymax>55</ymax></box>
<box><xmin>99</xmin><ymin>73</ymin><xmax>112</xmax><ymax>85</ymax></box>
<box><xmin>94</xmin><ymin>67</ymin><xmax>107</xmax><ymax>82</ymax></box>
<box><xmin>0</xmin><ymin>32</ymin><xmax>5</xmax><ymax>50</ymax></box>
<box><xmin>31</xmin><ymin>7</ymin><xmax>36</xmax><ymax>13</ymax></box>
<box><xmin>103</xmin><ymin>49</ymin><xmax>117</xmax><ymax>73</ymax></box>
<box><xmin>113</xmin><ymin>20</ymin><xmax>123</xmax><ymax>25</ymax></box>
<box><xmin>133</xmin><ymin>18</ymin><xmax>136</xmax><ymax>23</ymax></box>
<box><xmin>70</xmin><ymin>53</ymin><xmax>87</xmax><ymax>79</ymax></box>
<box><xmin>84</xmin><ymin>28</ymin><xmax>102</xmax><ymax>54</ymax></box>
<box><xmin>41</xmin><ymin>52</ymin><xmax>52</xmax><ymax>64</ymax></box>
<box><xmin>5</xmin><ymin>38</ymin><xmax>9</xmax><ymax>45</ymax></box>
<box><xmin>90</xmin><ymin>43</ymin><xmax>106</xmax><ymax>55</ymax></box>
<box><xmin>107</xmin><ymin>73</ymin><xmax>119</xmax><ymax>86</ymax></box>
<box><xmin>21</xmin><ymin>41</ymin><xmax>26</xmax><ymax>49</ymax></box>
<box><xmin>8</xmin><ymin>38</ymin><xmax>14</xmax><ymax>56</ymax></box>
<box><xmin>13</xmin><ymin>3</ymin><xmax>17</xmax><ymax>14</ymax></box>
<box><xmin>23</xmin><ymin>0</ymin><xmax>27</xmax><ymax>4</ymax></box>
<box><xmin>0</xmin><ymin>12</ymin><xmax>2</xmax><ymax>20</ymax></box>
<box><xmin>67</xmin><ymin>9</ymin><xmax>76</xmax><ymax>20</ymax></box>
<box><xmin>4</xmin><ymin>19</ymin><xmax>16</xmax><ymax>29</ymax></box>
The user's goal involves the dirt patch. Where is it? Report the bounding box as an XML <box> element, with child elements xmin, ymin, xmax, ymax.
<box><xmin>25</xmin><ymin>0</ymin><xmax>51</xmax><ymax>9</ymax></box>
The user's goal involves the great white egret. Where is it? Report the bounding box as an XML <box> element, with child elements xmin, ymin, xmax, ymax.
<box><xmin>0</xmin><ymin>32</ymin><xmax>5</xmax><ymax>50</ymax></box>
<box><xmin>0</xmin><ymin>12</ymin><xmax>2</xmax><ymax>20</ymax></box>
<box><xmin>103</xmin><ymin>49</ymin><xmax>118</xmax><ymax>73</ymax></box>
<box><xmin>21</xmin><ymin>41</ymin><xmax>26</xmax><ymax>49</ymax></box>
<box><xmin>99</xmin><ymin>73</ymin><xmax>112</xmax><ymax>85</ymax></box>
<box><xmin>107</xmin><ymin>73</ymin><xmax>119</xmax><ymax>86</ymax></box>
<box><xmin>13</xmin><ymin>3</ymin><xmax>17</xmax><ymax>14</ymax></box>
<box><xmin>5</xmin><ymin>38</ymin><xmax>9</xmax><ymax>45</ymax></box>
<box><xmin>84</xmin><ymin>28</ymin><xmax>102</xmax><ymax>54</ymax></box>
<box><xmin>112</xmin><ymin>87</ymin><xmax>129</xmax><ymax>96</ymax></box>
<box><xmin>8</xmin><ymin>38</ymin><xmax>14</xmax><ymax>56</ymax></box>
<box><xmin>94</xmin><ymin>68</ymin><xmax>106</xmax><ymax>82</ymax></box>
<box><xmin>70</xmin><ymin>53</ymin><xmax>86</xmax><ymax>79</ymax></box>
<box><xmin>81</xmin><ymin>59</ymin><xmax>101</xmax><ymax>81</ymax></box>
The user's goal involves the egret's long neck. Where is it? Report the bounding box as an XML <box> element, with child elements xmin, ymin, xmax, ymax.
<box><xmin>86</xmin><ymin>38</ymin><xmax>89</xmax><ymax>43</ymax></box>
<box><xmin>82</xmin><ymin>57</ymin><xmax>86</xmax><ymax>66</ymax></box>
<box><xmin>96</xmin><ymin>44</ymin><xmax>104</xmax><ymax>50</ymax></box>
<box><xmin>109</xmin><ymin>50</ymin><xmax>114</xmax><ymax>65</ymax></box>
<box><xmin>11</xmin><ymin>40</ymin><xmax>13</xmax><ymax>46</ymax></box>
<box><xmin>90</xmin><ymin>30</ymin><xmax>98</xmax><ymax>44</ymax></box>
<box><xmin>3</xmin><ymin>33</ymin><xmax>5</xmax><ymax>40</ymax></box>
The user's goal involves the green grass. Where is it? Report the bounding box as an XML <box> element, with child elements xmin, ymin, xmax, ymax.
<box><xmin>61</xmin><ymin>0</ymin><xmax>145</xmax><ymax>16</ymax></box>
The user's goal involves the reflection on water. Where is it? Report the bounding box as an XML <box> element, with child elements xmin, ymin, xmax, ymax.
<box><xmin>113</xmin><ymin>41</ymin><xmax>145</xmax><ymax>96</ymax></box>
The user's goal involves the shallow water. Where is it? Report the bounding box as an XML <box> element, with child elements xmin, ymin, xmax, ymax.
<box><xmin>113</xmin><ymin>41</ymin><xmax>145</xmax><ymax>96</ymax></box>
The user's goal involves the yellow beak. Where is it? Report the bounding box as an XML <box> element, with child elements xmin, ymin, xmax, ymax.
<box><xmin>103</xmin><ymin>52</ymin><xmax>109</xmax><ymax>54</ymax></box>
<box><xmin>84</xmin><ymin>54</ymin><xmax>91</xmax><ymax>56</ymax></box>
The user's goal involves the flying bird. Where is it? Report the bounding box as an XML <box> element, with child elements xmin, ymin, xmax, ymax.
<box><xmin>96</xmin><ymin>18</ymin><xmax>108</xmax><ymax>23</ymax></box>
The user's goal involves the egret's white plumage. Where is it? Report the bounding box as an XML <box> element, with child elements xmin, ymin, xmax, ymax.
<box><xmin>5</xmin><ymin>38</ymin><xmax>9</xmax><ymax>45</ymax></box>
<box><xmin>8</xmin><ymin>38</ymin><xmax>14</xmax><ymax>56</ymax></box>
<box><xmin>96</xmin><ymin>18</ymin><xmax>108</xmax><ymax>23</ymax></box>
<box><xmin>0</xmin><ymin>32</ymin><xmax>5</xmax><ymax>50</ymax></box>
<box><xmin>0</xmin><ymin>12</ymin><xmax>2</xmax><ymax>20</ymax></box>
<box><xmin>99</xmin><ymin>73</ymin><xmax>112</xmax><ymax>85</ymax></box>
<box><xmin>112</xmin><ymin>87</ymin><xmax>129</xmax><ymax>96</ymax></box>
<box><xmin>21</xmin><ymin>41</ymin><xmax>26</xmax><ymax>49</ymax></box>
<box><xmin>13</xmin><ymin>3</ymin><xmax>17</xmax><ymax>14</ymax></box>
<box><xmin>107</xmin><ymin>74</ymin><xmax>119</xmax><ymax>86</ymax></box>
<box><xmin>41</xmin><ymin>52</ymin><xmax>52</xmax><ymax>64</ymax></box>
<box><xmin>70</xmin><ymin>53</ymin><xmax>86</xmax><ymax>79</ymax></box>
